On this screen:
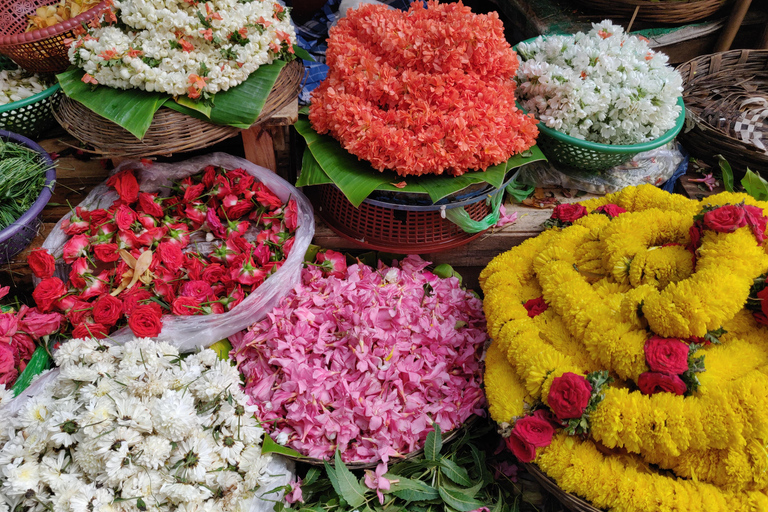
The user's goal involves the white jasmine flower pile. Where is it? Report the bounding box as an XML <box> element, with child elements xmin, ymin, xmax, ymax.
<box><xmin>0</xmin><ymin>337</ymin><xmax>273</xmax><ymax>512</ymax></box>
<box><xmin>515</xmin><ymin>21</ymin><xmax>683</xmax><ymax>145</ymax></box>
<box><xmin>68</xmin><ymin>0</ymin><xmax>296</xmax><ymax>98</ymax></box>
<box><xmin>0</xmin><ymin>69</ymin><xmax>50</xmax><ymax>105</ymax></box>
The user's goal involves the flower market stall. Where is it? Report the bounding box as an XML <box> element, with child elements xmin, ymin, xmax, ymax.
<box><xmin>1</xmin><ymin>0</ymin><xmax>768</xmax><ymax>511</ymax></box>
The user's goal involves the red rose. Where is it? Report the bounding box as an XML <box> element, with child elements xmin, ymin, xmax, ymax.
<box><xmin>594</xmin><ymin>204</ymin><xmax>627</xmax><ymax>218</ymax></box>
<box><xmin>532</xmin><ymin>408</ymin><xmax>560</xmax><ymax>426</ymax></box>
<box><xmin>138</xmin><ymin>192</ymin><xmax>164</xmax><ymax>217</ymax></box>
<box><xmin>202</xmin><ymin>165</ymin><xmax>216</xmax><ymax>188</ymax></box>
<box><xmin>72</xmin><ymin>322</ymin><xmax>109</xmax><ymax>340</ymax></box>
<box><xmin>28</xmin><ymin>249</ymin><xmax>56</xmax><ymax>279</ymax></box>
<box><xmin>181</xmin><ymin>280</ymin><xmax>214</xmax><ymax>301</ymax></box>
<box><xmin>92</xmin><ymin>294</ymin><xmax>123</xmax><ymax>327</ymax></box>
<box><xmin>523</xmin><ymin>297</ymin><xmax>548</xmax><ymax>318</ymax></box>
<box><xmin>759</xmin><ymin>287</ymin><xmax>768</xmax><ymax>317</ymax></box>
<box><xmin>62</xmin><ymin>234</ymin><xmax>90</xmax><ymax>264</ymax></box>
<box><xmin>0</xmin><ymin>312</ymin><xmax>18</xmax><ymax>341</ymax></box>
<box><xmin>552</xmin><ymin>204</ymin><xmax>588</xmax><ymax>223</ymax></box>
<box><xmin>120</xmin><ymin>288</ymin><xmax>152</xmax><ymax>316</ymax></box>
<box><xmin>128</xmin><ymin>304</ymin><xmax>163</xmax><ymax>338</ymax></box>
<box><xmin>547</xmin><ymin>372</ymin><xmax>593</xmax><ymax>420</ymax></box>
<box><xmin>69</xmin><ymin>257</ymin><xmax>91</xmax><ymax>289</ymax></box>
<box><xmin>33</xmin><ymin>277</ymin><xmax>68</xmax><ymax>313</ymax></box>
<box><xmin>316</xmin><ymin>250</ymin><xmax>347</xmax><ymax>278</ymax></box>
<box><xmin>0</xmin><ymin>368</ymin><xmax>17</xmax><ymax>386</ymax></box>
<box><xmin>202</xmin><ymin>263</ymin><xmax>227</xmax><ymax>284</ymax></box>
<box><xmin>183</xmin><ymin>182</ymin><xmax>206</xmax><ymax>203</ymax></box>
<box><xmin>81</xmin><ymin>271</ymin><xmax>111</xmax><ymax>301</ymax></box>
<box><xmin>156</xmin><ymin>241</ymin><xmax>184</xmax><ymax>272</ymax></box>
<box><xmin>94</xmin><ymin>243</ymin><xmax>120</xmax><ymax>263</ymax></box>
<box><xmin>117</xmin><ymin>230</ymin><xmax>141</xmax><ymax>250</ymax></box>
<box><xmin>505</xmin><ymin>431</ymin><xmax>537</xmax><ymax>463</ymax></box>
<box><xmin>11</xmin><ymin>333</ymin><xmax>36</xmax><ymax>368</ymax></box>
<box><xmin>114</xmin><ymin>204</ymin><xmax>138</xmax><ymax>231</ymax></box>
<box><xmin>172</xmin><ymin>296</ymin><xmax>203</xmax><ymax>316</ymax></box>
<box><xmin>703</xmin><ymin>205</ymin><xmax>747</xmax><ymax>233</ymax></box>
<box><xmin>19</xmin><ymin>309</ymin><xmax>64</xmax><ymax>339</ymax></box>
<box><xmin>284</xmin><ymin>199</ymin><xmax>298</xmax><ymax>231</ymax></box>
<box><xmin>513</xmin><ymin>416</ymin><xmax>555</xmax><ymax>448</ymax></box>
<box><xmin>744</xmin><ymin>205</ymin><xmax>767</xmax><ymax>243</ymax></box>
<box><xmin>638</xmin><ymin>372</ymin><xmax>687</xmax><ymax>395</ymax></box>
<box><xmin>107</xmin><ymin>169</ymin><xmax>140</xmax><ymax>204</ymax></box>
<box><xmin>644</xmin><ymin>336</ymin><xmax>689</xmax><ymax>375</ymax></box>
<box><xmin>153</xmin><ymin>279</ymin><xmax>177</xmax><ymax>304</ymax></box>
<box><xmin>0</xmin><ymin>343</ymin><xmax>15</xmax><ymax>374</ymax></box>
<box><xmin>688</xmin><ymin>222</ymin><xmax>703</xmax><ymax>251</ymax></box>
<box><xmin>65</xmin><ymin>299</ymin><xmax>93</xmax><ymax>325</ymax></box>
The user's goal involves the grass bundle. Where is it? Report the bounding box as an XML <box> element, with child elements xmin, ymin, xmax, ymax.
<box><xmin>0</xmin><ymin>139</ymin><xmax>50</xmax><ymax>231</ymax></box>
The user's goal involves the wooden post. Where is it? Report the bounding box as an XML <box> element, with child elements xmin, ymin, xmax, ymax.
<box><xmin>714</xmin><ymin>0</ymin><xmax>753</xmax><ymax>52</ymax></box>
<box><xmin>241</xmin><ymin>125</ymin><xmax>277</xmax><ymax>172</ymax></box>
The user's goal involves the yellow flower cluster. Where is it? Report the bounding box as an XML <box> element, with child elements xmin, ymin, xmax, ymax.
<box><xmin>482</xmin><ymin>185</ymin><xmax>768</xmax><ymax>510</ymax></box>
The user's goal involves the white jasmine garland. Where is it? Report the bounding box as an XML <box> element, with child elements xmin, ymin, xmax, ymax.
<box><xmin>0</xmin><ymin>337</ymin><xmax>273</xmax><ymax>512</ymax></box>
<box><xmin>68</xmin><ymin>0</ymin><xmax>296</xmax><ymax>98</ymax></box>
<box><xmin>515</xmin><ymin>21</ymin><xmax>683</xmax><ymax>145</ymax></box>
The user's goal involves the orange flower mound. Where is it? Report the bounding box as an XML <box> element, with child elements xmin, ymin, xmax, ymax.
<box><xmin>308</xmin><ymin>1</ymin><xmax>539</xmax><ymax>178</ymax></box>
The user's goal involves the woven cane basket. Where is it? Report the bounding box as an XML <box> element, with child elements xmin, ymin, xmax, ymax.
<box><xmin>53</xmin><ymin>60</ymin><xmax>304</xmax><ymax>158</ymax></box>
<box><xmin>0</xmin><ymin>0</ymin><xmax>111</xmax><ymax>73</ymax></box>
<box><xmin>677</xmin><ymin>49</ymin><xmax>768</xmax><ymax>177</ymax></box>
<box><xmin>525</xmin><ymin>464</ymin><xmax>604</xmax><ymax>512</ymax></box>
<box><xmin>573</xmin><ymin>0</ymin><xmax>730</xmax><ymax>24</ymax></box>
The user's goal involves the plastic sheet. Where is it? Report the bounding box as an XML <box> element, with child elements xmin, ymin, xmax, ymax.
<box><xmin>39</xmin><ymin>153</ymin><xmax>315</xmax><ymax>349</ymax></box>
<box><xmin>515</xmin><ymin>142</ymin><xmax>686</xmax><ymax>195</ymax></box>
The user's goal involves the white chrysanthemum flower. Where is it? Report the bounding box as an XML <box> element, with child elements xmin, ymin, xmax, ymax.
<box><xmin>38</xmin><ymin>451</ymin><xmax>77</xmax><ymax>488</ymax></box>
<box><xmin>68</xmin><ymin>483</ymin><xmax>98</xmax><ymax>512</ymax></box>
<box><xmin>55</xmin><ymin>339</ymin><xmax>99</xmax><ymax>367</ymax></box>
<box><xmin>168</xmin><ymin>435</ymin><xmax>214</xmax><ymax>483</ymax></box>
<box><xmin>60</xmin><ymin>364</ymin><xmax>101</xmax><ymax>383</ymax></box>
<box><xmin>47</xmin><ymin>408</ymin><xmax>83</xmax><ymax>448</ymax></box>
<box><xmin>134</xmin><ymin>436</ymin><xmax>173</xmax><ymax>470</ymax></box>
<box><xmin>2</xmin><ymin>461</ymin><xmax>41</xmax><ymax>497</ymax></box>
<box><xmin>112</xmin><ymin>395</ymin><xmax>153</xmax><ymax>433</ymax></box>
<box><xmin>150</xmin><ymin>390</ymin><xmax>198</xmax><ymax>442</ymax></box>
<box><xmin>0</xmin><ymin>490</ymin><xmax>9</xmax><ymax>512</ymax></box>
<box><xmin>17</xmin><ymin>394</ymin><xmax>53</xmax><ymax>429</ymax></box>
<box><xmin>102</xmin><ymin>445</ymin><xmax>138</xmax><ymax>486</ymax></box>
<box><xmin>73</xmin><ymin>439</ymin><xmax>103</xmax><ymax>478</ymax></box>
<box><xmin>160</xmin><ymin>482</ymin><xmax>210</xmax><ymax>505</ymax></box>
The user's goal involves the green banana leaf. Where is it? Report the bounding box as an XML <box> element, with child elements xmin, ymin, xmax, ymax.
<box><xmin>57</xmin><ymin>60</ymin><xmax>288</xmax><ymax>139</ymax></box>
<box><xmin>57</xmin><ymin>67</ymin><xmax>166</xmax><ymax>140</ymax></box>
<box><xmin>295</xmin><ymin>116</ymin><xmax>547</xmax><ymax>206</ymax></box>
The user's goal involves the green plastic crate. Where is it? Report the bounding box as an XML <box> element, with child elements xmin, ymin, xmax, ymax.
<box><xmin>0</xmin><ymin>58</ymin><xmax>61</xmax><ymax>139</ymax></box>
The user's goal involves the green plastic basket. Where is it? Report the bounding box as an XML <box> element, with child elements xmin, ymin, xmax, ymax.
<box><xmin>514</xmin><ymin>37</ymin><xmax>686</xmax><ymax>172</ymax></box>
<box><xmin>0</xmin><ymin>81</ymin><xmax>61</xmax><ymax>139</ymax></box>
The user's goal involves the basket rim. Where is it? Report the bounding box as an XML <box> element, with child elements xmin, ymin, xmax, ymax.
<box><xmin>0</xmin><ymin>0</ymin><xmax>110</xmax><ymax>46</ymax></box>
<box><xmin>0</xmin><ymin>129</ymin><xmax>56</xmax><ymax>245</ymax></box>
<box><xmin>514</xmin><ymin>36</ymin><xmax>686</xmax><ymax>154</ymax></box>
<box><xmin>0</xmin><ymin>82</ymin><xmax>61</xmax><ymax>113</ymax></box>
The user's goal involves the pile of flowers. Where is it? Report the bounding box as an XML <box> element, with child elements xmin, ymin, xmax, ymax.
<box><xmin>482</xmin><ymin>185</ymin><xmax>768</xmax><ymax>511</ymax></box>
<box><xmin>308</xmin><ymin>1</ymin><xmax>538</xmax><ymax>177</ymax></box>
<box><xmin>67</xmin><ymin>0</ymin><xmax>295</xmax><ymax>98</ymax></box>
<box><xmin>0</xmin><ymin>286</ymin><xmax>62</xmax><ymax>386</ymax></box>
<box><xmin>0</xmin><ymin>69</ymin><xmax>51</xmax><ymax>105</ymax></box>
<box><xmin>515</xmin><ymin>21</ymin><xmax>683</xmax><ymax>145</ymax></box>
<box><xmin>30</xmin><ymin>164</ymin><xmax>299</xmax><ymax>339</ymax></box>
<box><xmin>26</xmin><ymin>0</ymin><xmax>101</xmax><ymax>30</ymax></box>
<box><xmin>231</xmin><ymin>254</ymin><xmax>486</xmax><ymax>467</ymax></box>
<box><xmin>0</xmin><ymin>337</ymin><xmax>274</xmax><ymax>512</ymax></box>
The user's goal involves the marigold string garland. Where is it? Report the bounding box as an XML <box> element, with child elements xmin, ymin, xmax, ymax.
<box><xmin>308</xmin><ymin>1</ymin><xmax>538</xmax><ymax>177</ymax></box>
<box><xmin>482</xmin><ymin>185</ymin><xmax>768</xmax><ymax>510</ymax></box>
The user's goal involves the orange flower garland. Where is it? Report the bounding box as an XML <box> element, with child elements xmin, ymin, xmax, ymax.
<box><xmin>308</xmin><ymin>1</ymin><xmax>538</xmax><ymax>177</ymax></box>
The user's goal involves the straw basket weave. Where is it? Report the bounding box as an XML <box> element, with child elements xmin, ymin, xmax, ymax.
<box><xmin>525</xmin><ymin>464</ymin><xmax>604</xmax><ymax>512</ymax></box>
<box><xmin>53</xmin><ymin>60</ymin><xmax>304</xmax><ymax>158</ymax></box>
<box><xmin>573</xmin><ymin>0</ymin><xmax>730</xmax><ymax>24</ymax></box>
<box><xmin>677</xmin><ymin>49</ymin><xmax>768</xmax><ymax>177</ymax></box>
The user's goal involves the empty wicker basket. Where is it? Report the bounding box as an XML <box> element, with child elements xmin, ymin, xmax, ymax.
<box><xmin>53</xmin><ymin>60</ymin><xmax>304</xmax><ymax>158</ymax></box>
<box><xmin>677</xmin><ymin>49</ymin><xmax>768</xmax><ymax>177</ymax></box>
<box><xmin>574</xmin><ymin>0</ymin><xmax>731</xmax><ymax>24</ymax></box>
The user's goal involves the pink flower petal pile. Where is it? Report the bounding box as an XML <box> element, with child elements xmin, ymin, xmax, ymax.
<box><xmin>231</xmin><ymin>255</ymin><xmax>487</xmax><ymax>464</ymax></box>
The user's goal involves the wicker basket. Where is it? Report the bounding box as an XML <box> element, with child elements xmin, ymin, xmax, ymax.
<box><xmin>525</xmin><ymin>464</ymin><xmax>604</xmax><ymax>512</ymax></box>
<box><xmin>53</xmin><ymin>60</ymin><xmax>304</xmax><ymax>157</ymax></box>
<box><xmin>677</xmin><ymin>49</ymin><xmax>768</xmax><ymax>178</ymax></box>
<box><xmin>0</xmin><ymin>0</ymin><xmax>111</xmax><ymax>74</ymax></box>
<box><xmin>0</xmin><ymin>129</ymin><xmax>56</xmax><ymax>265</ymax></box>
<box><xmin>530</xmin><ymin>96</ymin><xmax>686</xmax><ymax>172</ymax></box>
<box><xmin>573</xmin><ymin>0</ymin><xmax>731</xmax><ymax>24</ymax></box>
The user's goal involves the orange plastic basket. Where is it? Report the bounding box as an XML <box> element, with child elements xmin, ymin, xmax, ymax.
<box><xmin>309</xmin><ymin>184</ymin><xmax>491</xmax><ymax>254</ymax></box>
<box><xmin>0</xmin><ymin>0</ymin><xmax>111</xmax><ymax>73</ymax></box>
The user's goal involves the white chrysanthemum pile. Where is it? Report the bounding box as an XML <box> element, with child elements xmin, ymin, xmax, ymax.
<box><xmin>0</xmin><ymin>338</ymin><xmax>272</xmax><ymax>512</ymax></box>
<box><xmin>515</xmin><ymin>21</ymin><xmax>683</xmax><ymax>145</ymax></box>
<box><xmin>0</xmin><ymin>69</ymin><xmax>50</xmax><ymax>105</ymax></box>
<box><xmin>68</xmin><ymin>0</ymin><xmax>295</xmax><ymax>97</ymax></box>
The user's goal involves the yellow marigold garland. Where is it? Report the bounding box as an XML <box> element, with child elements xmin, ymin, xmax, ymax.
<box><xmin>483</xmin><ymin>185</ymin><xmax>768</xmax><ymax>510</ymax></box>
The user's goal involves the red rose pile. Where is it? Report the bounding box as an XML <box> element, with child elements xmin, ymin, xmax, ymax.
<box><xmin>0</xmin><ymin>286</ymin><xmax>62</xmax><ymax>386</ymax></box>
<box><xmin>29</xmin><ymin>165</ymin><xmax>299</xmax><ymax>340</ymax></box>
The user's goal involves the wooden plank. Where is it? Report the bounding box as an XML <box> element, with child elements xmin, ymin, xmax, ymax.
<box><xmin>242</xmin><ymin>125</ymin><xmax>277</xmax><ymax>172</ymax></box>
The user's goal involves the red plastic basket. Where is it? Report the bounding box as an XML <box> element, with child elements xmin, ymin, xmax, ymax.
<box><xmin>310</xmin><ymin>185</ymin><xmax>491</xmax><ymax>254</ymax></box>
<box><xmin>0</xmin><ymin>0</ymin><xmax>111</xmax><ymax>73</ymax></box>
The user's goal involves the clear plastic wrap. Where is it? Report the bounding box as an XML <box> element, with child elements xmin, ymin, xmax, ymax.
<box><xmin>516</xmin><ymin>142</ymin><xmax>686</xmax><ymax>195</ymax></box>
<box><xmin>39</xmin><ymin>153</ymin><xmax>315</xmax><ymax>350</ymax></box>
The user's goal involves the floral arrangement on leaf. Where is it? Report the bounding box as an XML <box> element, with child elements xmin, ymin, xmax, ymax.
<box><xmin>0</xmin><ymin>286</ymin><xmax>61</xmax><ymax>386</ymax></box>
<box><xmin>29</xmin><ymin>164</ymin><xmax>299</xmax><ymax>340</ymax></box>
<box><xmin>515</xmin><ymin>21</ymin><xmax>683</xmax><ymax>145</ymax></box>
<box><xmin>67</xmin><ymin>0</ymin><xmax>295</xmax><ymax>99</ymax></box>
<box><xmin>482</xmin><ymin>185</ymin><xmax>768</xmax><ymax>511</ymax></box>
<box><xmin>0</xmin><ymin>337</ymin><xmax>275</xmax><ymax>512</ymax></box>
<box><xmin>231</xmin><ymin>253</ymin><xmax>486</xmax><ymax>475</ymax></box>
<box><xmin>308</xmin><ymin>1</ymin><xmax>538</xmax><ymax>177</ymax></box>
